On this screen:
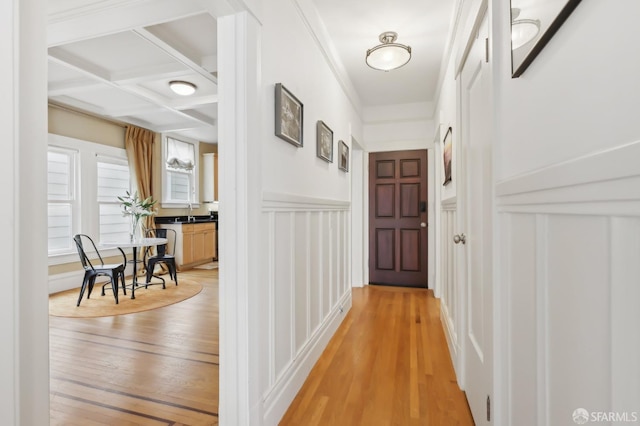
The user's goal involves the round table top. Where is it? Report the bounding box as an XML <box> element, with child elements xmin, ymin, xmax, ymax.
<box><xmin>100</xmin><ymin>237</ymin><xmax>167</xmax><ymax>248</ymax></box>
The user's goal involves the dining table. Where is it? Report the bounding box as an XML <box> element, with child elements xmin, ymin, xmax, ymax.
<box><xmin>101</xmin><ymin>237</ymin><xmax>168</xmax><ymax>299</ymax></box>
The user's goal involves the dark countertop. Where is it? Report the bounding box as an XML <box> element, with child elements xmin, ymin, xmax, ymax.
<box><xmin>155</xmin><ymin>214</ymin><xmax>218</xmax><ymax>225</ymax></box>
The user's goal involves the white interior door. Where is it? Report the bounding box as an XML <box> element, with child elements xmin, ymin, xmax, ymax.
<box><xmin>458</xmin><ymin>12</ymin><xmax>493</xmax><ymax>425</ymax></box>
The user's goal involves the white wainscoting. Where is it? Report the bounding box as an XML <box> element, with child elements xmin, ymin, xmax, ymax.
<box><xmin>440</xmin><ymin>196</ymin><xmax>462</xmax><ymax>378</ymax></box>
<box><xmin>496</xmin><ymin>141</ymin><xmax>640</xmax><ymax>425</ymax></box>
<box><xmin>261</xmin><ymin>192</ymin><xmax>352</xmax><ymax>425</ymax></box>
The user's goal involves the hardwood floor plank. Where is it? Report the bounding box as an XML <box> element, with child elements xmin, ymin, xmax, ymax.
<box><xmin>50</xmin><ymin>269</ymin><xmax>219</xmax><ymax>425</ymax></box>
<box><xmin>279</xmin><ymin>285</ymin><xmax>474</xmax><ymax>426</ymax></box>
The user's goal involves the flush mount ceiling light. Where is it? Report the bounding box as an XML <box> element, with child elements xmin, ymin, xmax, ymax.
<box><xmin>511</xmin><ymin>8</ymin><xmax>541</xmax><ymax>50</ymax></box>
<box><xmin>365</xmin><ymin>31</ymin><xmax>412</xmax><ymax>71</ymax></box>
<box><xmin>169</xmin><ymin>80</ymin><xmax>197</xmax><ymax>96</ymax></box>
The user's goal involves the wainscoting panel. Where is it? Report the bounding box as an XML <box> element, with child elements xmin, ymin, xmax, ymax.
<box><xmin>439</xmin><ymin>198</ymin><xmax>460</xmax><ymax>375</ymax></box>
<box><xmin>294</xmin><ymin>212</ymin><xmax>310</xmax><ymax>355</ymax></box>
<box><xmin>274</xmin><ymin>212</ymin><xmax>294</xmax><ymax>380</ymax></box>
<box><xmin>309</xmin><ymin>212</ymin><xmax>322</xmax><ymax>336</ymax></box>
<box><xmin>503</xmin><ymin>213</ymin><xmax>538</xmax><ymax>425</ymax></box>
<box><xmin>262</xmin><ymin>193</ymin><xmax>352</xmax><ymax>425</ymax></box>
<box><xmin>497</xmin><ymin>141</ymin><xmax>640</xmax><ymax>425</ymax></box>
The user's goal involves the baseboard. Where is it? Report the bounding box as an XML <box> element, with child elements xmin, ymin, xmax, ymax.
<box><xmin>262</xmin><ymin>290</ymin><xmax>352</xmax><ymax>425</ymax></box>
<box><xmin>49</xmin><ymin>263</ymin><xmax>136</xmax><ymax>294</ymax></box>
<box><xmin>441</xmin><ymin>302</ymin><xmax>461</xmax><ymax>383</ymax></box>
<box><xmin>49</xmin><ymin>270</ymin><xmax>84</xmax><ymax>294</ymax></box>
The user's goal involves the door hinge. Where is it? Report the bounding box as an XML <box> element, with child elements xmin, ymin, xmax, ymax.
<box><xmin>487</xmin><ymin>395</ymin><xmax>491</xmax><ymax>421</ymax></box>
<box><xmin>485</xmin><ymin>38</ymin><xmax>489</xmax><ymax>63</ymax></box>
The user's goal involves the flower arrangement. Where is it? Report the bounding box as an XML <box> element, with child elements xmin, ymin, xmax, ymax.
<box><xmin>118</xmin><ymin>191</ymin><xmax>157</xmax><ymax>241</ymax></box>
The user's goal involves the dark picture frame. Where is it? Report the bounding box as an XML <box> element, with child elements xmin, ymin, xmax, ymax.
<box><xmin>274</xmin><ymin>83</ymin><xmax>303</xmax><ymax>147</ymax></box>
<box><xmin>316</xmin><ymin>120</ymin><xmax>333</xmax><ymax>163</ymax></box>
<box><xmin>338</xmin><ymin>140</ymin><xmax>349</xmax><ymax>172</ymax></box>
<box><xmin>510</xmin><ymin>0</ymin><xmax>582</xmax><ymax>78</ymax></box>
<box><xmin>442</xmin><ymin>126</ymin><xmax>452</xmax><ymax>186</ymax></box>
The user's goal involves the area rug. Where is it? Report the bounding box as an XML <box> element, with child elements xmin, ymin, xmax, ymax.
<box><xmin>49</xmin><ymin>278</ymin><xmax>202</xmax><ymax>318</ymax></box>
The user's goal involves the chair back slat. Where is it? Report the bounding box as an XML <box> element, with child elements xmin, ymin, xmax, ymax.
<box><xmin>155</xmin><ymin>228</ymin><xmax>168</xmax><ymax>256</ymax></box>
<box><xmin>73</xmin><ymin>234</ymin><xmax>104</xmax><ymax>271</ymax></box>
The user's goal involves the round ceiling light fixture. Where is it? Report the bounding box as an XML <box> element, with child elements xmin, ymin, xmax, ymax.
<box><xmin>511</xmin><ymin>8</ymin><xmax>541</xmax><ymax>50</ymax></box>
<box><xmin>365</xmin><ymin>31</ymin><xmax>412</xmax><ymax>72</ymax></box>
<box><xmin>169</xmin><ymin>80</ymin><xmax>197</xmax><ymax>96</ymax></box>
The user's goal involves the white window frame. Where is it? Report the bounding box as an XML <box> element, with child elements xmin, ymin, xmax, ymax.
<box><xmin>47</xmin><ymin>146</ymin><xmax>80</xmax><ymax>256</ymax></box>
<box><xmin>96</xmin><ymin>155</ymin><xmax>132</xmax><ymax>244</ymax></box>
<box><xmin>161</xmin><ymin>134</ymin><xmax>200</xmax><ymax>208</ymax></box>
<box><xmin>48</xmin><ymin>134</ymin><xmax>132</xmax><ymax>266</ymax></box>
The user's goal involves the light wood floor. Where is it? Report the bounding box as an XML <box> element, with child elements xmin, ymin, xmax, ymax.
<box><xmin>50</xmin><ymin>272</ymin><xmax>472</xmax><ymax>425</ymax></box>
<box><xmin>49</xmin><ymin>269</ymin><xmax>219</xmax><ymax>425</ymax></box>
<box><xmin>280</xmin><ymin>285</ymin><xmax>475</xmax><ymax>426</ymax></box>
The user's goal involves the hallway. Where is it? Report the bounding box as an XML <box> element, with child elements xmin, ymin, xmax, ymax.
<box><xmin>280</xmin><ymin>285</ymin><xmax>474</xmax><ymax>425</ymax></box>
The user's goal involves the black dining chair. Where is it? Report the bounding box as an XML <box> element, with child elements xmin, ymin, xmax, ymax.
<box><xmin>144</xmin><ymin>228</ymin><xmax>178</xmax><ymax>286</ymax></box>
<box><xmin>73</xmin><ymin>234</ymin><xmax>127</xmax><ymax>306</ymax></box>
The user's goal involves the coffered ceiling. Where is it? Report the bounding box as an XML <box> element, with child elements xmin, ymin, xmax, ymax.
<box><xmin>47</xmin><ymin>0</ymin><xmax>456</xmax><ymax>142</ymax></box>
<box><xmin>47</xmin><ymin>0</ymin><xmax>219</xmax><ymax>143</ymax></box>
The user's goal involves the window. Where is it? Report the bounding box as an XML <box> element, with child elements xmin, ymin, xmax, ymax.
<box><xmin>47</xmin><ymin>134</ymin><xmax>133</xmax><ymax>264</ymax></box>
<box><xmin>47</xmin><ymin>147</ymin><xmax>78</xmax><ymax>255</ymax></box>
<box><xmin>97</xmin><ymin>157</ymin><xmax>131</xmax><ymax>243</ymax></box>
<box><xmin>162</xmin><ymin>136</ymin><xmax>199</xmax><ymax>207</ymax></box>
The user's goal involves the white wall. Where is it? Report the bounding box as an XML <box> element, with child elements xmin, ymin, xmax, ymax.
<box><xmin>492</xmin><ymin>0</ymin><xmax>640</xmax><ymax>423</ymax></box>
<box><xmin>362</xmin><ymin>102</ymin><xmax>434</xmax><ymax>152</ymax></box>
<box><xmin>434</xmin><ymin>57</ymin><xmax>458</xmax><ymax>200</ymax></box>
<box><xmin>494</xmin><ymin>0</ymin><xmax>640</xmax><ymax>180</ymax></box>
<box><xmin>0</xmin><ymin>0</ymin><xmax>50</xmax><ymax>423</ymax></box>
<box><xmin>261</xmin><ymin>3</ymin><xmax>361</xmax><ymax>200</ymax></box>
<box><xmin>258</xmin><ymin>0</ymin><xmax>359</xmax><ymax>423</ymax></box>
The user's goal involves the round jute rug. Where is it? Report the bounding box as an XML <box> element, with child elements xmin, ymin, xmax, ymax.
<box><xmin>49</xmin><ymin>278</ymin><xmax>202</xmax><ymax>318</ymax></box>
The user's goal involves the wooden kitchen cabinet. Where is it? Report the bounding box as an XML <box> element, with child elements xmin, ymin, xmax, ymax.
<box><xmin>158</xmin><ymin>222</ymin><xmax>216</xmax><ymax>270</ymax></box>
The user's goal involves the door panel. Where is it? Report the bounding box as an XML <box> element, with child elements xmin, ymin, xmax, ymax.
<box><xmin>459</xmin><ymin>12</ymin><xmax>492</xmax><ymax>425</ymax></box>
<box><xmin>375</xmin><ymin>229</ymin><xmax>395</xmax><ymax>270</ymax></box>
<box><xmin>369</xmin><ymin>150</ymin><xmax>428</xmax><ymax>287</ymax></box>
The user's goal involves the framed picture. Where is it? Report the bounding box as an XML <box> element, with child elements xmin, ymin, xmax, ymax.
<box><xmin>274</xmin><ymin>83</ymin><xmax>303</xmax><ymax>147</ymax></box>
<box><xmin>338</xmin><ymin>140</ymin><xmax>349</xmax><ymax>172</ymax></box>
<box><xmin>442</xmin><ymin>126</ymin><xmax>452</xmax><ymax>186</ymax></box>
<box><xmin>316</xmin><ymin>120</ymin><xmax>333</xmax><ymax>162</ymax></box>
<box><xmin>510</xmin><ymin>0</ymin><xmax>582</xmax><ymax>77</ymax></box>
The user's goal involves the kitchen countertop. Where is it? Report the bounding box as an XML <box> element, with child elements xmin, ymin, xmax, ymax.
<box><xmin>155</xmin><ymin>215</ymin><xmax>218</xmax><ymax>225</ymax></box>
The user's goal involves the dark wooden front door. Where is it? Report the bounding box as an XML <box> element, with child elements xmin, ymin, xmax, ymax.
<box><xmin>369</xmin><ymin>150</ymin><xmax>428</xmax><ymax>287</ymax></box>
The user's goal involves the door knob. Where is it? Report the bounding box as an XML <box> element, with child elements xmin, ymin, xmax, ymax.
<box><xmin>420</xmin><ymin>222</ymin><xmax>427</xmax><ymax>228</ymax></box>
<box><xmin>453</xmin><ymin>233</ymin><xmax>466</xmax><ymax>244</ymax></box>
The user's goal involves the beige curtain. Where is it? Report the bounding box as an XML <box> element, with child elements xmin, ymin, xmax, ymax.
<box><xmin>125</xmin><ymin>125</ymin><xmax>155</xmax><ymax>231</ymax></box>
<box><xmin>125</xmin><ymin>126</ymin><xmax>158</xmax><ymax>276</ymax></box>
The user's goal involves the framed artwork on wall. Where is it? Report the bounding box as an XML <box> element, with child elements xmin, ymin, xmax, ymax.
<box><xmin>316</xmin><ymin>120</ymin><xmax>333</xmax><ymax>163</ymax></box>
<box><xmin>442</xmin><ymin>126</ymin><xmax>452</xmax><ymax>185</ymax></box>
<box><xmin>510</xmin><ymin>0</ymin><xmax>582</xmax><ymax>77</ymax></box>
<box><xmin>338</xmin><ymin>140</ymin><xmax>349</xmax><ymax>172</ymax></box>
<box><xmin>274</xmin><ymin>83</ymin><xmax>303</xmax><ymax>147</ymax></box>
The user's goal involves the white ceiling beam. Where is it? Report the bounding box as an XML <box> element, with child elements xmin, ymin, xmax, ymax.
<box><xmin>49</xmin><ymin>96</ymin><xmax>109</xmax><ymax>118</ymax></box>
<box><xmin>179</xmin><ymin>110</ymin><xmax>216</xmax><ymax>126</ymax></box>
<box><xmin>48</xmin><ymin>0</ymin><xmax>206</xmax><ymax>47</ymax></box>
<box><xmin>171</xmin><ymin>94</ymin><xmax>219</xmax><ymax>109</ymax></box>
<box><xmin>107</xmin><ymin>104</ymin><xmax>166</xmax><ymax>118</ymax></box>
<box><xmin>155</xmin><ymin>123</ymin><xmax>214</xmax><ymax>133</ymax></box>
<box><xmin>132</xmin><ymin>28</ymin><xmax>218</xmax><ymax>85</ymax></box>
<box><xmin>110</xmin><ymin>63</ymin><xmax>189</xmax><ymax>85</ymax></box>
<box><xmin>48</xmin><ymin>48</ymin><xmax>112</xmax><ymax>81</ymax></box>
<box><xmin>200</xmin><ymin>54</ymin><xmax>218</xmax><ymax>73</ymax></box>
<box><xmin>48</xmin><ymin>78</ymin><xmax>104</xmax><ymax>96</ymax></box>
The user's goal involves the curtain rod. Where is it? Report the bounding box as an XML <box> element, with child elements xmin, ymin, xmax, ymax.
<box><xmin>48</xmin><ymin>102</ymin><xmax>128</xmax><ymax>129</ymax></box>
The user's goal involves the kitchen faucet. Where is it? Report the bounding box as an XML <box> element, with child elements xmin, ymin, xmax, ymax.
<box><xmin>187</xmin><ymin>202</ymin><xmax>195</xmax><ymax>222</ymax></box>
